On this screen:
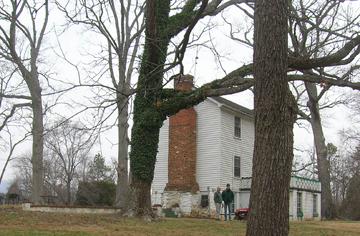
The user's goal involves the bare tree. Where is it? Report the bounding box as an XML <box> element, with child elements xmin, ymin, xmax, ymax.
<box><xmin>288</xmin><ymin>0</ymin><xmax>360</xmax><ymax>219</ymax></box>
<box><xmin>0</xmin><ymin>0</ymin><xmax>51</xmax><ymax>204</ymax></box>
<box><xmin>11</xmin><ymin>147</ymin><xmax>81</xmax><ymax>205</ymax></box>
<box><xmin>337</xmin><ymin>107</ymin><xmax>360</xmax><ymax>218</ymax></box>
<box><xmin>44</xmin><ymin>120</ymin><xmax>96</xmax><ymax>205</ymax></box>
<box><xmin>342</xmin><ymin>145</ymin><xmax>360</xmax><ymax>220</ymax></box>
<box><xmin>10</xmin><ymin>151</ymin><xmax>33</xmax><ymax>200</ymax></box>
<box><xmin>0</xmin><ymin>124</ymin><xmax>30</xmax><ymax>185</ymax></box>
<box><xmin>327</xmin><ymin>144</ymin><xmax>352</xmax><ymax>210</ymax></box>
<box><xmin>55</xmin><ymin>0</ymin><xmax>145</xmax><ymax>207</ymax></box>
<box><xmin>226</xmin><ymin>0</ymin><xmax>360</xmax><ymax>220</ymax></box>
<box><xmin>42</xmin><ymin>149</ymin><xmax>70</xmax><ymax>204</ymax></box>
<box><xmin>292</xmin><ymin>146</ymin><xmax>317</xmax><ymax>177</ymax></box>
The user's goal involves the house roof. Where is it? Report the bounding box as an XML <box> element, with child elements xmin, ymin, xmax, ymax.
<box><xmin>209</xmin><ymin>96</ymin><xmax>254</xmax><ymax>117</ymax></box>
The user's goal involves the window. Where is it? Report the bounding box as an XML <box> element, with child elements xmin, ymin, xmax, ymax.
<box><xmin>297</xmin><ymin>192</ymin><xmax>302</xmax><ymax>213</ymax></box>
<box><xmin>201</xmin><ymin>195</ymin><xmax>208</xmax><ymax>207</ymax></box>
<box><xmin>234</xmin><ymin>116</ymin><xmax>241</xmax><ymax>138</ymax></box>
<box><xmin>234</xmin><ymin>156</ymin><xmax>241</xmax><ymax>178</ymax></box>
<box><xmin>313</xmin><ymin>194</ymin><xmax>317</xmax><ymax>214</ymax></box>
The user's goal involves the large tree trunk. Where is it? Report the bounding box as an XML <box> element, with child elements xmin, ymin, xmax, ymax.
<box><xmin>114</xmin><ymin>93</ymin><xmax>129</xmax><ymax>207</ymax></box>
<box><xmin>305</xmin><ymin>82</ymin><xmax>336</xmax><ymax>219</ymax></box>
<box><xmin>30</xmin><ymin>84</ymin><xmax>44</xmax><ymax>205</ymax></box>
<box><xmin>66</xmin><ymin>179</ymin><xmax>71</xmax><ymax>206</ymax></box>
<box><xmin>130</xmin><ymin>178</ymin><xmax>153</xmax><ymax>216</ymax></box>
<box><xmin>127</xmin><ymin>0</ymin><xmax>170</xmax><ymax>217</ymax></box>
<box><xmin>128</xmin><ymin>98</ymin><xmax>163</xmax><ymax>215</ymax></box>
<box><xmin>246</xmin><ymin>0</ymin><xmax>298</xmax><ymax>235</ymax></box>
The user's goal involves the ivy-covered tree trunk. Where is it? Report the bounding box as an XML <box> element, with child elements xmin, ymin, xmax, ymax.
<box><xmin>128</xmin><ymin>0</ymin><xmax>170</xmax><ymax>216</ymax></box>
<box><xmin>246</xmin><ymin>0</ymin><xmax>298</xmax><ymax>235</ymax></box>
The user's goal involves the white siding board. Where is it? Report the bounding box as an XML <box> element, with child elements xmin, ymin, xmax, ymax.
<box><xmin>195</xmin><ymin>100</ymin><xmax>221</xmax><ymax>192</ymax></box>
<box><xmin>239</xmin><ymin>116</ymin><xmax>254</xmax><ymax>177</ymax></box>
<box><xmin>152</xmin><ymin>119</ymin><xmax>169</xmax><ymax>193</ymax></box>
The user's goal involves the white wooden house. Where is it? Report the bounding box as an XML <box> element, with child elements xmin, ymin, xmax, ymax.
<box><xmin>151</xmin><ymin>76</ymin><xmax>321</xmax><ymax>220</ymax></box>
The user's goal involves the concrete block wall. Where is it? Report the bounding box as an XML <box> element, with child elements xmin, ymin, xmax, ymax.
<box><xmin>22</xmin><ymin>203</ymin><xmax>122</xmax><ymax>214</ymax></box>
<box><xmin>289</xmin><ymin>190</ymin><xmax>321</xmax><ymax>221</ymax></box>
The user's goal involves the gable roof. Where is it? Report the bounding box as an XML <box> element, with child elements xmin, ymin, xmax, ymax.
<box><xmin>209</xmin><ymin>96</ymin><xmax>254</xmax><ymax>118</ymax></box>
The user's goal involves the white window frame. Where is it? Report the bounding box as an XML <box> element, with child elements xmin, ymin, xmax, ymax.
<box><xmin>297</xmin><ymin>192</ymin><xmax>302</xmax><ymax>213</ymax></box>
<box><xmin>234</xmin><ymin>116</ymin><xmax>241</xmax><ymax>138</ymax></box>
<box><xmin>313</xmin><ymin>194</ymin><xmax>317</xmax><ymax>214</ymax></box>
<box><xmin>234</xmin><ymin>156</ymin><xmax>241</xmax><ymax>178</ymax></box>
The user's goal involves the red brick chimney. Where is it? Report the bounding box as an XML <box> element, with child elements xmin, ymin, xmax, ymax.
<box><xmin>164</xmin><ymin>75</ymin><xmax>199</xmax><ymax>192</ymax></box>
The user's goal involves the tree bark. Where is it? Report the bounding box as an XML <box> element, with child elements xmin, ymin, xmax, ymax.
<box><xmin>66</xmin><ymin>178</ymin><xmax>72</xmax><ymax>205</ymax></box>
<box><xmin>130</xmin><ymin>178</ymin><xmax>153</xmax><ymax>217</ymax></box>
<box><xmin>31</xmin><ymin>89</ymin><xmax>44</xmax><ymax>204</ymax></box>
<box><xmin>305</xmin><ymin>82</ymin><xmax>336</xmax><ymax>219</ymax></box>
<box><xmin>246</xmin><ymin>0</ymin><xmax>298</xmax><ymax>235</ymax></box>
<box><xmin>115</xmin><ymin>92</ymin><xmax>130</xmax><ymax>207</ymax></box>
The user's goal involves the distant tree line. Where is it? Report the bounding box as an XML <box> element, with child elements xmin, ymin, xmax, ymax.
<box><xmin>6</xmin><ymin>151</ymin><xmax>115</xmax><ymax>207</ymax></box>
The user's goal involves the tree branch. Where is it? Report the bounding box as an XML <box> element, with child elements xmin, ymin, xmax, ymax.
<box><xmin>289</xmin><ymin>35</ymin><xmax>360</xmax><ymax>70</ymax></box>
<box><xmin>0</xmin><ymin>102</ymin><xmax>32</xmax><ymax>132</ymax></box>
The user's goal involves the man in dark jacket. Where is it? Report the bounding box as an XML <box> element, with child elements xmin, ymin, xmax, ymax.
<box><xmin>222</xmin><ymin>183</ymin><xmax>234</xmax><ymax>221</ymax></box>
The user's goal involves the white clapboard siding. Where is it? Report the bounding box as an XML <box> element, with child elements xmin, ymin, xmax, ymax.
<box><xmin>238</xmin><ymin>116</ymin><xmax>254</xmax><ymax>177</ymax></box>
<box><xmin>195</xmin><ymin>99</ymin><xmax>222</xmax><ymax>192</ymax></box>
<box><xmin>152</xmin><ymin>119</ymin><xmax>169</xmax><ymax>192</ymax></box>
<box><xmin>218</xmin><ymin>106</ymin><xmax>254</xmax><ymax>192</ymax></box>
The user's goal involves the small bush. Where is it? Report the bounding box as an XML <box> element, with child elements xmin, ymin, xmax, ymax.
<box><xmin>75</xmin><ymin>180</ymin><xmax>116</xmax><ymax>206</ymax></box>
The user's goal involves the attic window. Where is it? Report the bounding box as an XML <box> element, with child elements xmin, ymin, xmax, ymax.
<box><xmin>234</xmin><ymin>116</ymin><xmax>241</xmax><ymax>138</ymax></box>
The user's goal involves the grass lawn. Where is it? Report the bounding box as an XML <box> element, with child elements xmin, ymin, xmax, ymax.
<box><xmin>0</xmin><ymin>205</ymin><xmax>359</xmax><ymax>235</ymax></box>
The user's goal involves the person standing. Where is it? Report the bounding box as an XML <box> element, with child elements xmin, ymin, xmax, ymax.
<box><xmin>213</xmin><ymin>186</ymin><xmax>223</xmax><ymax>220</ymax></box>
<box><xmin>222</xmin><ymin>183</ymin><xmax>234</xmax><ymax>221</ymax></box>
